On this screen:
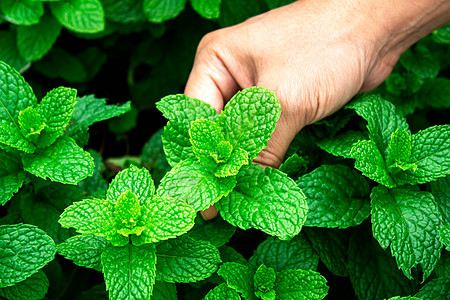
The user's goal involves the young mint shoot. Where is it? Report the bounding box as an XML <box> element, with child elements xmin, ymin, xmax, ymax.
<box><xmin>156</xmin><ymin>87</ymin><xmax>308</xmax><ymax>240</ymax></box>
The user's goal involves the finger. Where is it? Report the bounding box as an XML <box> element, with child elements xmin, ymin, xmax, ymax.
<box><xmin>200</xmin><ymin>205</ymin><xmax>219</xmax><ymax>220</ymax></box>
<box><xmin>184</xmin><ymin>48</ymin><xmax>240</xmax><ymax>113</ymax></box>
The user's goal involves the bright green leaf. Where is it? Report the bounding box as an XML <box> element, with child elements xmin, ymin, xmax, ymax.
<box><xmin>50</xmin><ymin>0</ymin><xmax>105</xmax><ymax>33</ymax></box>
<box><xmin>0</xmin><ymin>224</ymin><xmax>56</xmax><ymax>288</ymax></box>
<box><xmin>217</xmin><ymin>87</ymin><xmax>281</xmax><ymax>161</ymax></box>
<box><xmin>157</xmin><ymin>159</ymin><xmax>236</xmax><ymax>211</ymax></box>
<box><xmin>57</xmin><ymin>234</ymin><xmax>108</xmax><ymax>271</ymax></box>
<box><xmin>254</xmin><ymin>264</ymin><xmax>276</xmax><ymax>300</ymax></box>
<box><xmin>386</xmin><ymin>127</ymin><xmax>412</xmax><ymax>166</ymax></box>
<box><xmin>156</xmin><ymin>236</ymin><xmax>221</xmax><ymax>283</ymax></box>
<box><xmin>216</xmin><ymin>164</ymin><xmax>308</xmax><ymax>240</ymax></box>
<box><xmin>318</xmin><ymin>130</ymin><xmax>366</xmax><ymax>159</ymax></box>
<box><xmin>0</xmin><ymin>172</ymin><xmax>25</xmax><ymax>206</ymax></box>
<box><xmin>371</xmin><ymin>185</ymin><xmax>443</xmax><ymax>280</ymax></box>
<box><xmin>0</xmin><ymin>270</ymin><xmax>48</xmax><ymax>300</ymax></box>
<box><xmin>440</xmin><ymin>225</ymin><xmax>450</xmax><ymax>250</ymax></box>
<box><xmin>204</xmin><ymin>283</ymin><xmax>241</xmax><ymax>300</ymax></box>
<box><xmin>22</xmin><ymin>136</ymin><xmax>94</xmax><ymax>184</ymax></box>
<box><xmin>143</xmin><ymin>0</ymin><xmax>187</xmax><ymax>23</ymax></box>
<box><xmin>215</xmin><ymin>147</ymin><xmax>248</xmax><ymax>177</ymax></box>
<box><xmin>190</xmin><ymin>119</ymin><xmax>225</xmax><ymax>168</ymax></box>
<box><xmin>430</xmin><ymin>175</ymin><xmax>450</xmax><ymax>225</ymax></box>
<box><xmin>0</xmin><ymin>0</ymin><xmax>43</xmax><ymax>25</ymax></box>
<box><xmin>18</xmin><ymin>107</ymin><xmax>45</xmax><ymax>144</ymax></box>
<box><xmin>275</xmin><ymin>269</ymin><xmax>328</xmax><ymax>300</ymax></box>
<box><xmin>191</xmin><ymin>0</ymin><xmax>221</xmax><ymax>19</ymax></box>
<box><xmin>218</xmin><ymin>262</ymin><xmax>255</xmax><ymax>299</ymax></box>
<box><xmin>101</xmin><ymin>243</ymin><xmax>157</xmax><ymax>300</ymax></box>
<box><xmin>114</xmin><ymin>191</ymin><xmax>144</xmax><ymax>236</ymax></box>
<box><xmin>187</xmin><ymin>216</ymin><xmax>236</xmax><ymax>248</ymax></box>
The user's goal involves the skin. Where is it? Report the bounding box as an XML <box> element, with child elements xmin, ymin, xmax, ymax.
<box><xmin>183</xmin><ymin>0</ymin><xmax>450</xmax><ymax>219</ymax></box>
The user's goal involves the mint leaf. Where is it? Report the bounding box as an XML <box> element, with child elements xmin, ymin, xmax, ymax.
<box><xmin>0</xmin><ymin>31</ymin><xmax>30</xmax><ymax>74</ymax></box>
<box><xmin>0</xmin><ymin>0</ymin><xmax>43</xmax><ymax>25</ymax></box>
<box><xmin>386</xmin><ymin>128</ymin><xmax>412</xmax><ymax>167</ymax></box>
<box><xmin>18</xmin><ymin>107</ymin><xmax>45</xmax><ymax>144</ymax></box>
<box><xmin>190</xmin><ymin>119</ymin><xmax>225</xmax><ymax>168</ymax></box>
<box><xmin>431</xmin><ymin>175</ymin><xmax>450</xmax><ymax>225</ymax></box>
<box><xmin>143</xmin><ymin>0</ymin><xmax>187</xmax><ymax>23</ymax></box>
<box><xmin>0</xmin><ymin>270</ymin><xmax>48</xmax><ymax>300</ymax></box>
<box><xmin>395</xmin><ymin>125</ymin><xmax>450</xmax><ymax>185</ymax></box>
<box><xmin>216</xmin><ymin>164</ymin><xmax>308</xmax><ymax>240</ymax></box>
<box><xmin>217</xmin><ymin>87</ymin><xmax>281</xmax><ymax>161</ymax></box>
<box><xmin>351</xmin><ymin>140</ymin><xmax>395</xmax><ymax>187</ymax></box>
<box><xmin>156</xmin><ymin>236</ymin><xmax>221</xmax><ymax>283</ymax></box>
<box><xmin>218</xmin><ymin>262</ymin><xmax>255</xmax><ymax>299</ymax></box>
<box><xmin>152</xmin><ymin>280</ymin><xmax>177</xmax><ymax>300</ymax></box>
<box><xmin>348</xmin><ymin>226</ymin><xmax>417</xmax><ymax>300</ymax></box>
<box><xmin>17</xmin><ymin>14</ymin><xmax>62</xmax><ymax>62</ymax></box>
<box><xmin>59</xmin><ymin>198</ymin><xmax>116</xmax><ymax>238</ymax></box>
<box><xmin>346</xmin><ymin>94</ymin><xmax>410</xmax><ymax>156</ymax></box>
<box><xmin>433</xmin><ymin>24</ymin><xmax>450</xmax><ymax>44</ymax></box>
<box><xmin>102</xmin><ymin>0</ymin><xmax>146</xmax><ymax>23</ymax></box>
<box><xmin>254</xmin><ymin>264</ymin><xmax>276</xmax><ymax>299</ymax></box>
<box><xmin>22</xmin><ymin>136</ymin><xmax>94</xmax><ymax>184</ymax></box>
<box><xmin>191</xmin><ymin>0</ymin><xmax>221</xmax><ymax>19</ymax></box>
<box><xmin>157</xmin><ymin>93</ymin><xmax>218</xmax><ymax>167</ymax></box>
<box><xmin>57</xmin><ymin>234</ymin><xmax>108</xmax><ymax>271</ymax></box>
<box><xmin>187</xmin><ymin>216</ymin><xmax>236</xmax><ymax>248</ymax></box>
<box><xmin>205</xmin><ymin>283</ymin><xmax>241</xmax><ymax>300</ymax></box>
<box><xmin>279</xmin><ymin>153</ymin><xmax>307</xmax><ymax>177</ymax></box>
<box><xmin>304</xmin><ymin>228</ymin><xmax>349</xmax><ymax>277</ymax></box>
<box><xmin>0</xmin><ymin>172</ymin><xmax>25</xmax><ymax>206</ymax></box>
<box><xmin>297</xmin><ymin>164</ymin><xmax>370</xmax><ymax>228</ymax></box>
<box><xmin>275</xmin><ymin>269</ymin><xmax>328</xmax><ymax>300</ymax></box>
<box><xmin>0</xmin><ymin>224</ymin><xmax>56</xmax><ymax>288</ymax></box>
<box><xmin>35</xmin><ymin>87</ymin><xmax>77</xmax><ymax>148</ymax></box>
<box><xmin>132</xmin><ymin>197</ymin><xmax>195</xmax><ymax>245</ymax></box>
<box><xmin>107</xmin><ymin>165</ymin><xmax>155</xmax><ymax>205</ymax></box>
<box><xmin>215</xmin><ymin>147</ymin><xmax>248</xmax><ymax>177</ymax></box>
<box><xmin>400</xmin><ymin>46</ymin><xmax>440</xmax><ymax>79</ymax></box>
<box><xmin>0</xmin><ymin>61</ymin><xmax>36</xmax><ymax>153</ymax></box>
<box><xmin>414</xmin><ymin>277</ymin><xmax>450</xmax><ymax>300</ymax></box>
<box><xmin>101</xmin><ymin>243</ymin><xmax>157</xmax><ymax>300</ymax></box>
<box><xmin>371</xmin><ymin>185</ymin><xmax>443</xmax><ymax>280</ymax></box>
<box><xmin>50</xmin><ymin>0</ymin><xmax>105</xmax><ymax>33</ymax></box>
<box><xmin>318</xmin><ymin>130</ymin><xmax>366</xmax><ymax>159</ymax></box>
<box><xmin>157</xmin><ymin>159</ymin><xmax>236</xmax><ymax>211</ymax></box>
<box><xmin>249</xmin><ymin>235</ymin><xmax>319</xmax><ymax>272</ymax></box>
<box><xmin>114</xmin><ymin>191</ymin><xmax>145</xmax><ymax>236</ymax></box>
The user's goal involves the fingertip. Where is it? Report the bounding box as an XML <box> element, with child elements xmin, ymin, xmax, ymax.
<box><xmin>200</xmin><ymin>205</ymin><xmax>219</xmax><ymax>220</ymax></box>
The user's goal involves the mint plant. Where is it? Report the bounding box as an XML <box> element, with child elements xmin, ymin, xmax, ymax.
<box><xmin>156</xmin><ymin>87</ymin><xmax>308</xmax><ymax>240</ymax></box>
<box><xmin>57</xmin><ymin>165</ymin><xmax>221</xmax><ymax>299</ymax></box>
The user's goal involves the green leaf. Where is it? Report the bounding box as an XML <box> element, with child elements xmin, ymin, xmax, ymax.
<box><xmin>101</xmin><ymin>243</ymin><xmax>157</xmax><ymax>300</ymax></box>
<box><xmin>0</xmin><ymin>31</ymin><xmax>30</xmax><ymax>74</ymax></box>
<box><xmin>399</xmin><ymin>46</ymin><xmax>440</xmax><ymax>79</ymax></box>
<box><xmin>157</xmin><ymin>159</ymin><xmax>236</xmax><ymax>211</ymax></box>
<box><xmin>351</xmin><ymin>140</ymin><xmax>395</xmax><ymax>187</ymax></box>
<box><xmin>0</xmin><ymin>0</ymin><xmax>44</xmax><ymax>25</ymax></box>
<box><xmin>59</xmin><ymin>198</ymin><xmax>116</xmax><ymax>238</ymax></box>
<box><xmin>297</xmin><ymin>164</ymin><xmax>370</xmax><ymax>228</ymax></box>
<box><xmin>204</xmin><ymin>283</ymin><xmax>241</xmax><ymax>300</ymax></box>
<box><xmin>191</xmin><ymin>0</ymin><xmax>221</xmax><ymax>19</ymax></box>
<box><xmin>190</xmin><ymin>119</ymin><xmax>225</xmax><ymax>168</ymax></box>
<box><xmin>108</xmin><ymin>105</ymin><xmax>138</xmax><ymax>134</ymax></box>
<box><xmin>346</xmin><ymin>94</ymin><xmax>410</xmax><ymax>155</ymax></box>
<box><xmin>0</xmin><ymin>60</ymin><xmax>36</xmax><ymax>152</ymax></box>
<box><xmin>347</xmin><ymin>226</ymin><xmax>417</xmax><ymax>300</ymax></box>
<box><xmin>215</xmin><ymin>147</ymin><xmax>249</xmax><ymax>177</ymax></box>
<box><xmin>102</xmin><ymin>0</ymin><xmax>146</xmax><ymax>23</ymax></box>
<box><xmin>156</xmin><ymin>236</ymin><xmax>221</xmax><ymax>283</ymax></box>
<box><xmin>394</xmin><ymin>125</ymin><xmax>450</xmax><ymax>185</ymax></box>
<box><xmin>133</xmin><ymin>197</ymin><xmax>195</xmax><ymax>245</ymax></box>
<box><xmin>0</xmin><ymin>172</ymin><xmax>25</xmax><ymax>206</ymax></box>
<box><xmin>371</xmin><ymin>185</ymin><xmax>443</xmax><ymax>280</ymax></box>
<box><xmin>57</xmin><ymin>234</ymin><xmax>108</xmax><ymax>271</ymax></box>
<box><xmin>253</xmin><ymin>264</ymin><xmax>276</xmax><ymax>300</ymax></box>
<box><xmin>152</xmin><ymin>280</ymin><xmax>177</xmax><ymax>300</ymax></box>
<box><xmin>114</xmin><ymin>191</ymin><xmax>145</xmax><ymax>236</ymax></box>
<box><xmin>440</xmin><ymin>225</ymin><xmax>450</xmax><ymax>250</ymax></box>
<box><xmin>16</xmin><ymin>14</ymin><xmax>62</xmax><ymax>62</ymax></box>
<box><xmin>279</xmin><ymin>153</ymin><xmax>307</xmax><ymax>177</ymax></box>
<box><xmin>35</xmin><ymin>87</ymin><xmax>77</xmax><ymax>148</ymax></box>
<box><xmin>0</xmin><ymin>224</ymin><xmax>56</xmax><ymax>288</ymax></box>
<box><xmin>417</xmin><ymin>77</ymin><xmax>450</xmax><ymax>109</ymax></box>
<box><xmin>304</xmin><ymin>228</ymin><xmax>349</xmax><ymax>277</ymax></box>
<box><xmin>430</xmin><ymin>175</ymin><xmax>450</xmax><ymax>225</ymax></box>
<box><xmin>18</xmin><ymin>107</ymin><xmax>45</xmax><ymax>144</ymax></box>
<box><xmin>386</xmin><ymin>128</ymin><xmax>412</xmax><ymax>166</ymax></box>
<box><xmin>249</xmin><ymin>235</ymin><xmax>319</xmax><ymax>272</ymax></box>
<box><xmin>22</xmin><ymin>136</ymin><xmax>94</xmax><ymax>184</ymax></box>
<box><xmin>414</xmin><ymin>277</ymin><xmax>450</xmax><ymax>300</ymax></box>
<box><xmin>275</xmin><ymin>269</ymin><xmax>328</xmax><ymax>300</ymax></box>
<box><xmin>50</xmin><ymin>0</ymin><xmax>105</xmax><ymax>33</ymax></box>
<box><xmin>219</xmin><ymin>245</ymin><xmax>248</xmax><ymax>265</ymax></box>
<box><xmin>216</xmin><ymin>164</ymin><xmax>308</xmax><ymax>240</ymax></box>
<box><xmin>317</xmin><ymin>130</ymin><xmax>366</xmax><ymax>159</ymax></box>
<box><xmin>157</xmin><ymin>93</ymin><xmax>218</xmax><ymax>167</ymax></box>
<box><xmin>143</xmin><ymin>0</ymin><xmax>187</xmax><ymax>23</ymax></box>
<box><xmin>187</xmin><ymin>216</ymin><xmax>236</xmax><ymax>248</ymax></box>
<box><xmin>433</xmin><ymin>24</ymin><xmax>450</xmax><ymax>44</ymax></box>
<box><xmin>0</xmin><ymin>270</ymin><xmax>49</xmax><ymax>300</ymax></box>
<box><xmin>218</xmin><ymin>262</ymin><xmax>255</xmax><ymax>299</ymax></box>
<box><xmin>107</xmin><ymin>165</ymin><xmax>155</xmax><ymax>205</ymax></box>
<box><xmin>217</xmin><ymin>87</ymin><xmax>281</xmax><ymax>161</ymax></box>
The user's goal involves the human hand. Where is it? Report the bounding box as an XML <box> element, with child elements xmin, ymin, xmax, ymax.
<box><xmin>184</xmin><ymin>0</ymin><xmax>450</xmax><ymax>219</ymax></box>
